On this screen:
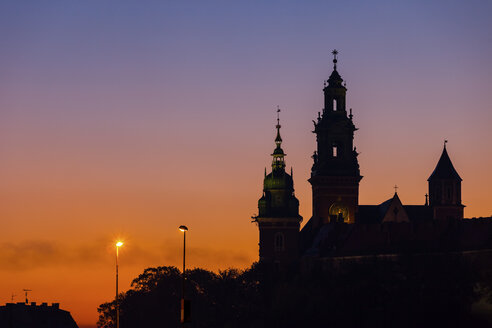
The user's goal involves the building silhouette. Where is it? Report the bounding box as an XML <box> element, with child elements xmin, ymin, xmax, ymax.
<box><xmin>253</xmin><ymin>110</ymin><xmax>302</xmax><ymax>267</ymax></box>
<box><xmin>254</xmin><ymin>51</ymin><xmax>491</xmax><ymax>266</ymax></box>
<box><xmin>0</xmin><ymin>302</ymin><xmax>78</xmax><ymax>328</ymax></box>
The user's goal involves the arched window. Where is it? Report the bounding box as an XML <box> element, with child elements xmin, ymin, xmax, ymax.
<box><xmin>333</xmin><ymin>99</ymin><xmax>337</xmax><ymax>111</ymax></box>
<box><xmin>332</xmin><ymin>145</ymin><xmax>338</xmax><ymax>157</ymax></box>
<box><xmin>274</xmin><ymin>232</ymin><xmax>285</xmax><ymax>252</ymax></box>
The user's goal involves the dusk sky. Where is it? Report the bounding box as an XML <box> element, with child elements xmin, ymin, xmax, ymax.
<box><xmin>1</xmin><ymin>1</ymin><xmax>491</xmax><ymax>326</ymax></box>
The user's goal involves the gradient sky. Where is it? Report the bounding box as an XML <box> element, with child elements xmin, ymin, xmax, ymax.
<box><xmin>1</xmin><ymin>1</ymin><xmax>491</xmax><ymax>326</ymax></box>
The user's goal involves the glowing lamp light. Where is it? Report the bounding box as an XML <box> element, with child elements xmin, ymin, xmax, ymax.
<box><xmin>179</xmin><ymin>225</ymin><xmax>188</xmax><ymax>232</ymax></box>
<box><xmin>114</xmin><ymin>240</ymin><xmax>123</xmax><ymax>328</ymax></box>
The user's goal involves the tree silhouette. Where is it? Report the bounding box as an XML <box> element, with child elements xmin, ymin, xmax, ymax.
<box><xmin>98</xmin><ymin>257</ymin><xmax>489</xmax><ymax>328</ymax></box>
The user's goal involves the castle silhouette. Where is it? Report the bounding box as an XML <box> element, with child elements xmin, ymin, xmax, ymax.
<box><xmin>253</xmin><ymin>50</ymin><xmax>492</xmax><ymax>268</ymax></box>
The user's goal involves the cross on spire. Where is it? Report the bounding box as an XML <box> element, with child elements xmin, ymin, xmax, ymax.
<box><xmin>332</xmin><ymin>49</ymin><xmax>338</xmax><ymax>70</ymax></box>
<box><xmin>444</xmin><ymin>139</ymin><xmax>448</xmax><ymax>148</ymax></box>
<box><xmin>277</xmin><ymin>105</ymin><xmax>281</xmax><ymax>126</ymax></box>
<box><xmin>394</xmin><ymin>185</ymin><xmax>398</xmax><ymax>194</ymax></box>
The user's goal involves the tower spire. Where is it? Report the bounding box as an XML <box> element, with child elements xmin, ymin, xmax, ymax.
<box><xmin>311</xmin><ymin>52</ymin><xmax>361</xmax><ymax>225</ymax></box>
<box><xmin>255</xmin><ymin>108</ymin><xmax>302</xmax><ymax>267</ymax></box>
<box><xmin>272</xmin><ymin>107</ymin><xmax>285</xmax><ymax>171</ymax></box>
<box><xmin>275</xmin><ymin>106</ymin><xmax>282</xmax><ymax>146</ymax></box>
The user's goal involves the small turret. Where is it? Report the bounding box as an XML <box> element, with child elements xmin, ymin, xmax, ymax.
<box><xmin>428</xmin><ymin>141</ymin><xmax>464</xmax><ymax>220</ymax></box>
<box><xmin>323</xmin><ymin>49</ymin><xmax>347</xmax><ymax>113</ymax></box>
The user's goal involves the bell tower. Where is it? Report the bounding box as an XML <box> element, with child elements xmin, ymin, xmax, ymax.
<box><xmin>428</xmin><ymin>141</ymin><xmax>464</xmax><ymax>220</ymax></box>
<box><xmin>309</xmin><ymin>50</ymin><xmax>362</xmax><ymax>225</ymax></box>
<box><xmin>254</xmin><ymin>109</ymin><xmax>302</xmax><ymax>266</ymax></box>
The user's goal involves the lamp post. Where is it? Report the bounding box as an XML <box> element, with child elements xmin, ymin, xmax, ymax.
<box><xmin>179</xmin><ymin>225</ymin><xmax>188</xmax><ymax>326</ymax></box>
<box><xmin>115</xmin><ymin>241</ymin><xmax>123</xmax><ymax>328</ymax></box>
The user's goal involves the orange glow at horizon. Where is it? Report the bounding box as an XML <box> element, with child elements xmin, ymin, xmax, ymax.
<box><xmin>1</xmin><ymin>2</ymin><xmax>492</xmax><ymax>327</ymax></box>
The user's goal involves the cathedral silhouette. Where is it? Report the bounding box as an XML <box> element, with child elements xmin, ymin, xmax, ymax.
<box><xmin>253</xmin><ymin>50</ymin><xmax>491</xmax><ymax>268</ymax></box>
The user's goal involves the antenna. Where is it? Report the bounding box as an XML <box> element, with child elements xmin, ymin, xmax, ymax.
<box><xmin>11</xmin><ymin>293</ymin><xmax>16</xmax><ymax>302</ymax></box>
<box><xmin>23</xmin><ymin>289</ymin><xmax>32</xmax><ymax>304</ymax></box>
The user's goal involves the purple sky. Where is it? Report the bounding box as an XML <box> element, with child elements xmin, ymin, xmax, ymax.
<box><xmin>1</xmin><ymin>1</ymin><xmax>491</xmax><ymax>326</ymax></box>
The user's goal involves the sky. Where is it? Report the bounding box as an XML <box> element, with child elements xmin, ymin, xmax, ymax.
<box><xmin>1</xmin><ymin>0</ymin><xmax>491</xmax><ymax>326</ymax></box>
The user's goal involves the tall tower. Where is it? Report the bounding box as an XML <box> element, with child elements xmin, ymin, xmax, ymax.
<box><xmin>309</xmin><ymin>50</ymin><xmax>362</xmax><ymax>225</ymax></box>
<box><xmin>254</xmin><ymin>110</ymin><xmax>302</xmax><ymax>266</ymax></box>
<box><xmin>428</xmin><ymin>142</ymin><xmax>464</xmax><ymax>220</ymax></box>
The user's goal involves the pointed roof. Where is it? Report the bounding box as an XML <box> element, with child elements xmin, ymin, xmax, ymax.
<box><xmin>327</xmin><ymin>70</ymin><xmax>343</xmax><ymax>87</ymax></box>
<box><xmin>325</xmin><ymin>49</ymin><xmax>345</xmax><ymax>88</ymax></box>
<box><xmin>275</xmin><ymin>124</ymin><xmax>282</xmax><ymax>143</ymax></box>
<box><xmin>381</xmin><ymin>192</ymin><xmax>410</xmax><ymax>223</ymax></box>
<box><xmin>428</xmin><ymin>145</ymin><xmax>462</xmax><ymax>181</ymax></box>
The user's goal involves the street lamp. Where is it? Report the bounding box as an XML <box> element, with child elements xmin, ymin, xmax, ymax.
<box><xmin>115</xmin><ymin>241</ymin><xmax>123</xmax><ymax>328</ymax></box>
<box><xmin>179</xmin><ymin>225</ymin><xmax>188</xmax><ymax>326</ymax></box>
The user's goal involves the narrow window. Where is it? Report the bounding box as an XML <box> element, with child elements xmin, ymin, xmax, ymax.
<box><xmin>274</xmin><ymin>233</ymin><xmax>285</xmax><ymax>252</ymax></box>
<box><xmin>333</xmin><ymin>146</ymin><xmax>338</xmax><ymax>157</ymax></box>
<box><xmin>333</xmin><ymin>99</ymin><xmax>337</xmax><ymax>111</ymax></box>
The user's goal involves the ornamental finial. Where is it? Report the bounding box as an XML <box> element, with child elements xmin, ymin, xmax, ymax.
<box><xmin>332</xmin><ymin>49</ymin><xmax>338</xmax><ymax>70</ymax></box>
<box><xmin>275</xmin><ymin>106</ymin><xmax>282</xmax><ymax>145</ymax></box>
<box><xmin>276</xmin><ymin>105</ymin><xmax>281</xmax><ymax>126</ymax></box>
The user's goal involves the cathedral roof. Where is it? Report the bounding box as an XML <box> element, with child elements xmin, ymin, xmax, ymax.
<box><xmin>304</xmin><ymin>218</ymin><xmax>492</xmax><ymax>258</ymax></box>
<box><xmin>428</xmin><ymin>145</ymin><xmax>462</xmax><ymax>181</ymax></box>
<box><xmin>357</xmin><ymin>202</ymin><xmax>432</xmax><ymax>224</ymax></box>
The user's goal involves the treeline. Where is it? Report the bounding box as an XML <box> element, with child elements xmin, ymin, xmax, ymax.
<box><xmin>98</xmin><ymin>255</ymin><xmax>491</xmax><ymax>328</ymax></box>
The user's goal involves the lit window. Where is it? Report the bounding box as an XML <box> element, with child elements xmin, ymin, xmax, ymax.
<box><xmin>333</xmin><ymin>99</ymin><xmax>337</xmax><ymax>111</ymax></box>
<box><xmin>333</xmin><ymin>146</ymin><xmax>338</xmax><ymax>157</ymax></box>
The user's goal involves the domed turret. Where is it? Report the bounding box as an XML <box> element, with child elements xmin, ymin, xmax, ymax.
<box><xmin>253</xmin><ymin>108</ymin><xmax>302</xmax><ymax>266</ymax></box>
<box><xmin>258</xmin><ymin>109</ymin><xmax>299</xmax><ymax>217</ymax></box>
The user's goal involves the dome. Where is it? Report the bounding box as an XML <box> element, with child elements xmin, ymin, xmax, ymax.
<box><xmin>263</xmin><ymin>171</ymin><xmax>293</xmax><ymax>191</ymax></box>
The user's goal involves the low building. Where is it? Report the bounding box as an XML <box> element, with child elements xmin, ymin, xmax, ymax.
<box><xmin>0</xmin><ymin>302</ymin><xmax>78</xmax><ymax>328</ymax></box>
